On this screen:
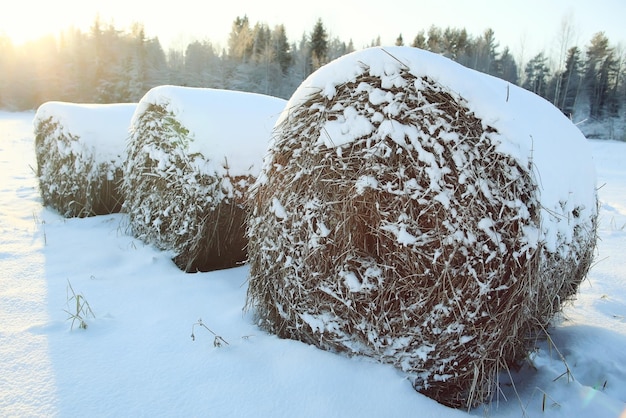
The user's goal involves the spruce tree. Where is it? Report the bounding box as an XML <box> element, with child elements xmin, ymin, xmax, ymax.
<box><xmin>272</xmin><ymin>25</ymin><xmax>292</xmax><ymax>74</ymax></box>
<box><xmin>558</xmin><ymin>46</ymin><xmax>583</xmax><ymax>116</ymax></box>
<box><xmin>412</xmin><ymin>31</ymin><xmax>427</xmax><ymax>49</ymax></box>
<box><xmin>309</xmin><ymin>18</ymin><xmax>328</xmax><ymax>71</ymax></box>
<box><xmin>493</xmin><ymin>47</ymin><xmax>518</xmax><ymax>85</ymax></box>
<box><xmin>523</xmin><ymin>52</ymin><xmax>550</xmax><ymax>97</ymax></box>
<box><xmin>584</xmin><ymin>32</ymin><xmax>612</xmax><ymax>118</ymax></box>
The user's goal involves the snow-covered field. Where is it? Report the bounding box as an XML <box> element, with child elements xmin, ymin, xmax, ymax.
<box><xmin>0</xmin><ymin>110</ymin><xmax>625</xmax><ymax>417</ymax></box>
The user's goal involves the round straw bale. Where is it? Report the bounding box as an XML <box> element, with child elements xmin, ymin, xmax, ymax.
<box><xmin>123</xmin><ymin>86</ymin><xmax>286</xmax><ymax>272</ymax></box>
<box><xmin>34</xmin><ymin>102</ymin><xmax>136</xmax><ymax>217</ymax></box>
<box><xmin>245</xmin><ymin>47</ymin><xmax>597</xmax><ymax>408</ymax></box>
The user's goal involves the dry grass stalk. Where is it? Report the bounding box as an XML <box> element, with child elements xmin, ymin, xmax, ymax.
<box><xmin>245</xmin><ymin>66</ymin><xmax>597</xmax><ymax>409</ymax></box>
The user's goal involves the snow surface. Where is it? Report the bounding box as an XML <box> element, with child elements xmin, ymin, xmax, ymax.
<box><xmin>1</xmin><ymin>102</ymin><xmax>625</xmax><ymax>417</ymax></box>
<box><xmin>133</xmin><ymin>86</ymin><xmax>287</xmax><ymax>177</ymax></box>
<box><xmin>33</xmin><ymin>102</ymin><xmax>137</xmax><ymax>165</ymax></box>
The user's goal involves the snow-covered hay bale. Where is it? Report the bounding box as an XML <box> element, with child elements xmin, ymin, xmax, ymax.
<box><xmin>123</xmin><ymin>86</ymin><xmax>286</xmax><ymax>272</ymax></box>
<box><xmin>34</xmin><ymin>102</ymin><xmax>136</xmax><ymax>217</ymax></box>
<box><xmin>245</xmin><ymin>47</ymin><xmax>597</xmax><ymax>408</ymax></box>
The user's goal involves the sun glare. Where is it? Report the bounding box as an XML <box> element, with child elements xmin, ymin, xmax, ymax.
<box><xmin>2</xmin><ymin>10</ymin><xmax>47</xmax><ymax>45</ymax></box>
<box><xmin>1</xmin><ymin>1</ymin><xmax>97</xmax><ymax>46</ymax></box>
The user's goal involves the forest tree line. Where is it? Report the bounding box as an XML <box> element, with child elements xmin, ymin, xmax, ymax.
<box><xmin>1</xmin><ymin>16</ymin><xmax>624</xmax><ymax>126</ymax></box>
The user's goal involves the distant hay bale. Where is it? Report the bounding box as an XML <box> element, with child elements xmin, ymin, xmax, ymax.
<box><xmin>245</xmin><ymin>47</ymin><xmax>598</xmax><ymax>409</ymax></box>
<box><xmin>123</xmin><ymin>86</ymin><xmax>286</xmax><ymax>272</ymax></box>
<box><xmin>34</xmin><ymin>102</ymin><xmax>136</xmax><ymax>217</ymax></box>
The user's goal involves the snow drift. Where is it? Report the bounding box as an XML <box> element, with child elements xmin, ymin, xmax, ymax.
<box><xmin>33</xmin><ymin>102</ymin><xmax>136</xmax><ymax>217</ymax></box>
<box><xmin>245</xmin><ymin>46</ymin><xmax>598</xmax><ymax>408</ymax></box>
<box><xmin>123</xmin><ymin>86</ymin><xmax>286</xmax><ymax>272</ymax></box>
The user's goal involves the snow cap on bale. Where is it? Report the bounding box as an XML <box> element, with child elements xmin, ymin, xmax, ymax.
<box><xmin>123</xmin><ymin>86</ymin><xmax>286</xmax><ymax>272</ymax></box>
<box><xmin>34</xmin><ymin>102</ymin><xmax>136</xmax><ymax>217</ymax></box>
<box><xmin>245</xmin><ymin>46</ymin><xmax>597</xmax><ymax>408</ymax></box>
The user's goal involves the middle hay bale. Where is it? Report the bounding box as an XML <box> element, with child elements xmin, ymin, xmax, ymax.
<box><xmin>245</xmin><ymin>47</ymin><xmax>598</xmax><ymax>408</ymax></box>
<box><xmin>123</xmin><ymin>86</ymin><xmax>286</xmax><ymax>272</ymax></box>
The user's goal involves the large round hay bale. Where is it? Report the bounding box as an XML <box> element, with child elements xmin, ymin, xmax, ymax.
<box><xmin>245</xmin><ymin>47</ymin><xmax>597</xmax><ymax>408</ymax></box>
<box><xmin>123</xmin><ymin>86</ymin><xmax>286</xmax><ymax>272</ymax></box>
<box><xmin>34</xmin><ymin>102</ymin><xmax>136</xmax><ymax>217</ymax></box>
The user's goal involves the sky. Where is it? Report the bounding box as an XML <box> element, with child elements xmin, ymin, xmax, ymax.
<box><xmin>1</xmin><ymin>0</ymin><xmax>625</xmax><ymax>63</ymax></box>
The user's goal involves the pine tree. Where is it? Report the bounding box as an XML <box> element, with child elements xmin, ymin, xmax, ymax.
<box><xmin>252</xmin><ymin>23</ymin><xmax>271</xmax><ymax>63</ymax></box>
<box><xmin>272</xmin><ymin>25</ymin><xmax>292</xmax><ymax>74</ymax></box>
<box><xmin>556</xmin><ymin>46</ymin><xmax>583</xmax><ymax>116</ymax></box>
<box><xmin>412</xmin><ymin>31</ymin><xmax>426</xmax><ymax>49</ymax></box>
<box><xmin>370</xmin><ymin>36</ymin><xmax>381</xmax><ymax>47</ymax></box>
<box><xmin>309</xmin><ymin>18</ymin><xmax>328</xmax><ymax>71</ymax></box>
<box><xmin>523</xmin><ymin>52</ymin><xmax>550</xmax><ymax>97</ymax></box>
<box><xmin>127</xmin><ymin>23</ymin><xmax>148</xmax><ymax>101</ymax></box>
<box><xmin>228</xmin><ymin>16</ymin><xmax>254</xmax><ymax>62</ymax></box>
<box><xmin>58</xmin><ymin>28</ymin><xmax>93</xmax><ymax>103</ymax></box>
<box><xmin>184</xmin><ymin>41</ymin><xmax>219</xmax><ymax>87</ymax></box>
<box><xmin>473</xmin><ymin>28</ymin><xmax>499</xmax><ymax>75</ymax></box>
<box><xmin>551</xmin><ymin>15</ymin><xmax>577</xmax><ymax>110</ymax></box>
<box><xmin>426</xmin><ymin>26</ymin><xmax>443</xmax><ymax>53</ymax></box>
<box><xmin>347</xmin><ymin>39</ymin><xmax>355</xmax><ymax>53</ymax></box>
<box><xmin>493</xmin><ymin>47</ymin><xmax>518</xmax><ymax>84</ymax></box>
<box><xmin>293</xmin><ymin>33</ymin><xmax>311</xmax><ymax>79</ymax></box>
<box><xmin>167</xmin><ymin>48</ymin><xmax>185</xmax><ymax>86</ymax></box>
<box><xmin>144</xmin><ymin>37</ymin><xmax>169</xmax><ymax>90</ymax></box>
<box><xmin>583</xmin><ymin>32</ymin><xmax>619</xmax><ymax>118</ymax></box>
<box><xmin>441</xmin><ymin>27</ymin><xmax>470</xmax><ymax>63</ymax></box>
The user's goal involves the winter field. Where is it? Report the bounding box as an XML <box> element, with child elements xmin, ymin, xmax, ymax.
<box><xmin>0</xmin><ymin>109</ymin><xmax>625</xmax><ymax>417</ymax></box>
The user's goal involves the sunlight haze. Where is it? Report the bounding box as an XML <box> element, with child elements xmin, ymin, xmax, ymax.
<box><xmin>2</xmin><ymin>0</ymin><xmax>625</xmax><ymax>60</ymax></box>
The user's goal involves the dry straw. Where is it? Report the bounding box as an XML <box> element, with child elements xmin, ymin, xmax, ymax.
<box><xmin>122</xmin><ymin>87</ymin><xmax>286</xmax><ymax>272</ymax></box>
<box><xmin>34</xmin><ymin>102</ymin><xmax>135</xmax><ymax>217</ymax></box>
<box><xmin>246</xmin><ymin>49</ymin><xmax>597</xmax><ymax>409</ymax></box>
